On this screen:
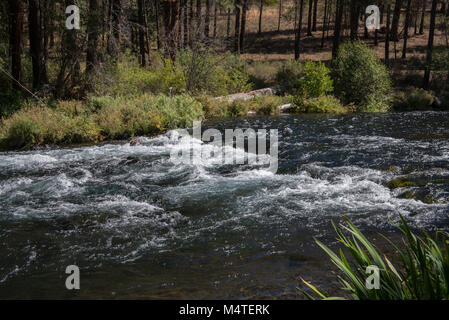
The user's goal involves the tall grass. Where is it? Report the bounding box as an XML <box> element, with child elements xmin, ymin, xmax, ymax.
<box><xmin>0</xmin><ymin>94</ymin><xmax>204</xmax><ymax>150</ymax></box>
<box><xmin>300</xmin><ymin>215</ymin><xmax>449</xmax><ymax>300</ymax></box>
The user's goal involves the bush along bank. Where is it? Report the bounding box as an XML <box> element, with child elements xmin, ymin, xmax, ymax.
<box><xmin>2</xmin><ymin>43</ymin><xmax>449</xmax><ymax>150</ymax></box>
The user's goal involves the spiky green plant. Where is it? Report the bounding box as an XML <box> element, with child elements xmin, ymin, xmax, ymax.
<box><xmin>299</xmin><ymin>215</ymin><xmax>449</xmax><ymax>300</ymax></box>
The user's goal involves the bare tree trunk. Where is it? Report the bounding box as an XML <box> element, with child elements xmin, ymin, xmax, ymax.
<box><xmin>349</xmin><ymin>0</ymin><xmax>359</xmax><ymax>40</ymax></box>
<box><xmin>189</xmin><ymin>0</ymin><xmax>194</xmax><ymax>44</ymax></box>
<box><xmin>307</xmin><ymin>0</ymin><xmax>313</xmax><ymax>35</ymax></box>
<box><xmin>332</xmin><ymin>0</ymin><xmax>344</xmax><ymax>58</ymax></box>
<box><xmin>163</xmin><ymin>0</ymin><xmax>180</xmax><ymax>61</ymax></box>
<box><xmin>312</xmin><ymin>0</ymin><xmax>318</xmax><ymax>31</ymax></box>
<box><xmin>109</xmin><ymin>0</ymin><xmax>121</xmax><ymax>56</ymax></box>
<box><xmin>155</xmin><ymin>0</ymin><xmax>161</xmax><ymax>49</ymax></box>
<box><xmin>213</xmin><ymin>0</ymin><xmax>218</xmax><ymax>39</ymax></box>
<box><xmin>196</xmin><ymin>0</ymin><xmax>201</xmax><ymax>38</ymax></box>
<box><xmin>138</xmin><ymin>0</ymin><xmax>146</xmax><ymax>66</ymax></box>
<box><xmin>321</xmin><ymin>0</ymin><xmax>328</xmax><ymax>48</ymax></box>
<box><xmin>204</xmin><ymin>0</ymin><xmax>210</xmax><ymax>38</ymax></box>
<box><xmin>386</xmin><ymin>4</ymin><xmax>391</xmax><ymax>67</ymax></box>
<box><xmin>295</xmin><ymin>0</ymin><xmax>305</xmax><ymax>60</ymax></box>
<box><xmin>423</xmin><ymin>0</ymin><xmax>438</xmax><ymax>89</ymax></box>
<box><xmin>278</xmin><ymin>0</ymin><xmax>282</xmax><ymax>31</ymax></box>
<box><xmin>8</xmin><ymin>0</ymin><xmax>23</xmax><ymax>91</ymax></box>
<box><xmin>391</xmin><ymin>0</ymin><xmax>403</xmax><ymax>41</ymax></box>
<box><xmin>402</xmin><ymin>0</ymin><xmax>412</xmax><ymax>59</ymax></box>
<box><xmin>258</xmin><ymin>0</ymin><xmax>263</xmax><ymax>34</ymax></box>
<box><xmin>240</xmin><ymin>0</ymin><xmax>248</xmax><ymax>52</ymax></box>
<box><xmin>86</xmin><ymin>0</ymin><xmax>101</xmax><ymax>75</ymax></box>
<box><xmin>28</xmin><ymin>0</ymin><xmax>48</xmax><ymax>90</ymax></box>
<box><xmin>414</xmin><ymin>4</ymin><xmax>418</xmax><ymax>34</ymax></box>
<box><xmin>419</xmin><ymin>0</ymin><xmax>426</xmax><ymax>34</ymax></box>
<box><xmin>176</xmin><ymin>0</ymin><xmax>184</xmax><ymax>49</ymax></box>
<box><xmin>380</xmin><ymin>4</ymin><xmax>384</xmax><ymax>24</ymax></box>
<box><xmin>235</xmin><ymin>0</ymin><xmax>241</xmax><ymax>53</ymax></box>
<box><xmin>227</xmin><ymin>8</ymin><xmax>231</xmax><ymax>37</ymax></box>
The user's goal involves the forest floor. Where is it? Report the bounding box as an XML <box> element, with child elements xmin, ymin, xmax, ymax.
<box><xmin>213</xmin><ymin>4</ymin><xmax>448</xmax><ymax>89</ymax></box>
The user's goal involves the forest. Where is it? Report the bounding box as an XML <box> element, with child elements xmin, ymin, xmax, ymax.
<box><xmin>0</xmin><ymin>1</ymin><xmax>449</xmax><ymax>149</ymax></box>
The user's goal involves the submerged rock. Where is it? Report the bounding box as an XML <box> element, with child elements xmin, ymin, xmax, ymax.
<box><xmin>129</xmin><ymin>137</ymin><xmax>144</xmax><ymax>146</ymax></box>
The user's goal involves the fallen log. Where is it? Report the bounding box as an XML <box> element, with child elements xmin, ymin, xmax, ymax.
<box><xmin>215</xmin><ymin>86</ymin><xmax>281</xmax><ymax>103</ymax></box>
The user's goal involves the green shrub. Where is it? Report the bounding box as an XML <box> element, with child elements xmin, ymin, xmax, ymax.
<box><xmin>392</xmin><ymin>87</ymin><xmax>434</xmax><ymax>111</ymax></box>
<box><xmin>0</xmin><ymin>106</ymin><xmax>99</xmax><ymax>149</ymax></box>
<box><xmin>251</xmin><ymin>95</ymin><xmax>287</xmax><ymax>115</ymax></box>
<box><xmin>247</xmin><ymin>61</ymin><xmax>282</xmax><ymax>89</ymax></box>
<box><xmin>94</xmin><ymin>94</ymin><xmax>204</xmax><ymax>138</ymax></box>
<box><xmin>439</xmin><ymin>91</ymin><xmax>449</xmax><ymax>110</ymax></box>
<box><xmin>275</xmin><ymin>60</ymin><xmax>305</xmax><ymax>94</ymax></box>
<box><xmin>431</xmin><ymin>47</ymin><xmax>449</xmax><ymax>92</ymax></box>
<box><xmin>332</xmin><ymin>41</ymin><xmax>392</xmax><ymax>111</ymax></box>
<box><xmin>0</xmin><ymin>94</ymin><xmax>204</xmax><ymax>150</ymax></box>
<box><xmin>300</xmin><ymin>216</ymin><xmax>449</xmax><ymax>300</ymax></box>
<box><xmin>94</xmin><ymin>51</ymin><xmax>252</xmax><ymax>98</ymax></box>
<box><xmin>298</xmin><ymin>61</ymin><xmax>333</xmax><ymax>98</ymax></box>
<box><xmin>292</xmin><ymin>95</ymin><xmax>348</xmax><ymax>114</ymax></box>
<box><xmin>178</xmin><ymin>49</ymin><xmax>252</xmax><ymax>96</ymax></box>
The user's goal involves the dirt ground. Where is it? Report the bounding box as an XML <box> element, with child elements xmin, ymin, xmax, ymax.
<box><xmin>212</xmin><ymin>2</ymin><xmax>448</xmax><ymax>88</ymax></box>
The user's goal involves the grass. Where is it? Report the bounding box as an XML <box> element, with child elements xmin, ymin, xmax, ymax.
<box><xmin>0</xmin><ymin>94</ymin><xmax>204</xmax><ymax>150</ymax></box>
<box><xmin>299</xmin><ymin>215</ymin><xmax>449</xmax><ymax>300</ymax></box>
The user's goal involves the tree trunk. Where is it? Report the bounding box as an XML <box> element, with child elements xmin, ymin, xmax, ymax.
<box><xmin>163</xmin><ymin>0</ymin><xmax>180</xmax><ymax>61</ymax></box>
<box><xmin>380</xmin><ymin>4</ymin><xmax>384</xmax><ymax>24</ymax></box>
<box><xmin>258</xmin><ymin>0</ymin><xmax>263</xmax><ymax>34</ymax></box>
<box><xmin>278</xmin><ymin>0</ymin><xmax>282</xmax><ymax>31</ymax></box>
<box><xmin>178</xmin><ymin>3</ymin><xmax>183</xmax><ymax>47</ymax></box>
<box><xmin>321</xmin><ymin>0</ymin><xmax>328</xmax><ymax>48</ymax></box>
<box><xmin>184</xmin><ymin>0</ymin><xmax>189</xmax><ymax>46</ymax></box>
<box><xmin>332</xmin><ymin>0</ymin><xmax>344</xmax><ymax>58</ymax></box>
<box><xmin>402</xmin><ymin>0</ymin><xmax>412</xmax><ymax>59</ymax></box>
<box><xmin>307</xmin><ymin>0</ymin><xmax>313</xmax><ymax>36</ymax></box>
<box><xmin>196</xmin><ymin>0</ymin><xmax>201</xmax><ymax>37</ymax></box>
<box><xmin>419</xmin><ymin>0</ymin><xmax>426</xmax><ymax>34</ymax></box>
<box><xmin>213</xmin><ymin>0</ymin><xmax>218</xmax><ymax>39</ymax></box>
<box><xmin>227</xmin><ymin>8</ymin><xmax>231</xmax><ymax>37</ymax></box>
<box><xmin>423</xmin><ymin>0</ymin><xmax>438</xmax><ymax>89</ymax></box>
<box><xmin>240</xmin><ymin>0</ymin><xmax>248</xmax><ymax>52</ymax></box>
<box><xmin>8</xmin><ymin>0</ymin><xmax>23</xmax><ymax>91</ymax></box>
<box><xmin>295</xmin><ymin>0</ymin><xmax>305</xmax><ymax>60</ymax></box>
<box><xmin>391</xmin><ymin>0</ymin><xmax>403</xmax><ymax>41</ymax></box>
<box><xmin>155</xmin><ymin>0</ymin><xmax>161</xmax><ymax>49</ymax></box>
<box><xmin>28</xmin><ymin>0</ymin><xmax>48</xmax><ymax>90</ymax></box>
<box><xmin>188</xmin><ymin>0</ymin><xmax>194</xmax><ymax>44</ymax></box>
<box><xmin>235</xmin><ymin>0</ymin><xmax>241</xmax><ymax>53</ymax></box>
<box><xmin>312</xmin><ymin>0</ymin><xmax>318</xmax><ymax>32</ymax></box>
<box><xmin>349</xmin><ymin>0</ymin><xmax>359</xmax><ymax>40</ymax></box>
<box><xmin>385</xmin><ymin>4</ymin><xmax>391</xmax><ymax>67</ymax></box>
<box><xmin>58</xmin><ymin>0</ymin><xmax>81</xmax><ymax>95</ymax></box>
<box><xmin>138</xmin><ymin>0</ymin><xmax>146</xmax><ymax>66</ymax></box>
<box><xmin>204</xmin><ymin>0</ymin><xmax>210</xmax><ymax>38</ymax></box>
<box><xmin>108</xmin><ymin>0</ymin><xmax>121</xmax><ymax>56</ymax></box>
<box><xmin>86</xmin><ymin>0</ymin><xmax>100</xmax><ymax>75</ymax></box>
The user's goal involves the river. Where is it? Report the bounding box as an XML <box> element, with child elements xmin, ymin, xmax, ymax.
<box><xmin>1</xmin><ymin>111</ymin><xmax>448</xmax><ymax>299</ymax></box>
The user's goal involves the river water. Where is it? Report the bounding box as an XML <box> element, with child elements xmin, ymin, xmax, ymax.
<box><xmin>1</xmin><ymin>111</ymin><xmax>448</xmax><ymax>299</ymax></box>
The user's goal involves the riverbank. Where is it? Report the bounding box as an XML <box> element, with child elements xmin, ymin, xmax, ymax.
<box><xmin>2</xmin><ymin>90</ymin><xmax>449</xmax><ymax>151</ymax></box>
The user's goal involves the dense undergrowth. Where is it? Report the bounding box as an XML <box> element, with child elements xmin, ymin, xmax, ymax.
<box><xmin>1</xmin><ymin>42</ymin><xmax>449</xmax><ymax>150</ymax></box>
